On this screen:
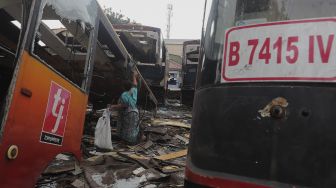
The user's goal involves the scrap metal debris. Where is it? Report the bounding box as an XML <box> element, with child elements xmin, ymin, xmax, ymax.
<box><xmin>36</xmin><ymin>103</ymin><xmax>191</xmax><ymax>188</ymax></box>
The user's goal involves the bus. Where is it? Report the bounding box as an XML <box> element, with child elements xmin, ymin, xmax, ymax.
<box><xmin>185</xmin><ymin>0</ymin><xmax>336</xmax><ymax>187</ymax></box>
<box><xmin>113</xmin><ymin>24</ymin><xmax>169</xmax><ymax>104</ymax></box>
<box><xmin>0</xmin><ymin>0</ymin><xmax>155</xmax><ymax>187</ymax></box>
<box><xmin>181</xmin><ymin>40</ymin><xmax>200</xmax><ymax>106</ymax></box>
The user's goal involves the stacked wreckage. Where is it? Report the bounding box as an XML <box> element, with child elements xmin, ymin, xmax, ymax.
<box><xmin>37</xmin><ymin>105</ymin><xmax>192</xmax><ymax>187</ymax></box>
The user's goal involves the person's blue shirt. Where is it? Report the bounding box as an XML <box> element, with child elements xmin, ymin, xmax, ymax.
<box><xmin>120</xmin><ymin>87</ymin><xmax>138</xmax><ymax>109</ymax></box>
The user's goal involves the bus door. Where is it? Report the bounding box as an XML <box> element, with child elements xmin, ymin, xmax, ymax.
<box><xmin>0</xmin><ymin>0</ymin><xmax>98</xmax><ymax>187</ymax></box>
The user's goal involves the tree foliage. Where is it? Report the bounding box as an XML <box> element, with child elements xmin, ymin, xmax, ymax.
<box><xmin>104</xmin><ymin>7</ymin><xmax>135</xmax><ymax>24</ymax></box>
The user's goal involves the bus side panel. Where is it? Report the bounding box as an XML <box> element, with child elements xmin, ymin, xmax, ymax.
<box><xmin>0</xmin><ymin>51</ymin><xmax>87</xmax><ymax>188</ymax></box>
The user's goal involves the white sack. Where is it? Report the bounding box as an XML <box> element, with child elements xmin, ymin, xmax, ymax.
<box><xmin>94</xmin><ymin>109</ymin><xmax>113</xmax><ymax>150</ymax></box>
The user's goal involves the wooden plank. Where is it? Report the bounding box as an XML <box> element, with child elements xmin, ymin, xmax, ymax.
<box><xmin>117</xmin><ymin>152</ymin><xmax>151</xmax><ymax>169</ymax></box>
<box><xmin>184</xmin><ymin>114</ymin><xmax>192</xmax><ymax>118</ymax></box>
<box><xmin>71</xmin><ymin>179</ymin><xmax>85</xmax><ymax>188</ymax></box>
<box><xmin>127</xmin><ymin>154</ymin><xmax>149</xmax><ymax>160</ymax></box>
<box><xmin>154</xmin><ymin>149</ymin><xmax>188</xmax><ymax>161</ymax></box>
<box><xmin>161</xmin><ymin>166</ymin><xmax>184</xmax><ymax>173</ymax></box>
<box><xmin>174</xmin><ymin>135</ymin><xmax>189</xmax><ymax>144</ymax></box>
<box><xmin>152</xmin><ymin>119</ymin><xmax>191</xmax><ymax>129</ymax></box>
<box><xmin>86</xmin><ymin>152</ymin><xmax>118</xmax><ymax>162</ymax></box>
<box><xmin>134</xmin><ymin>140</ymin><xmax>154</xmax><ymax>152</ymax></box>
<box><xmin>145</xmin><ymin>126</ymin><xmax>168</xmax><ymax>135</ymax></box>
<box><xmin>43</xmin><ymin>160</ymin><xmax>75</xmax><ymax>175</ymax></box>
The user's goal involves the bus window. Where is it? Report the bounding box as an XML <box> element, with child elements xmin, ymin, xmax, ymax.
<box><xmin>31</xmin><ymin>3</ymin><xmax>93</xmax><ymax>89</ymax></box>
<box><xmin>88</xmin><ymin>21</ymin><xmax>126</xmax><ymax>109</ymax></box>
<box><xmin>0</xmin><ymin>1</ymin><xmax>23</xmax><ymax>133</ymax></box>
<box><xmin>161</xmin><ymin>41</ymin><xmax>167</xmax><ymax>63</ymax></box>
<box><xmin>117</xmin><ymin>30</ymin><xmax>158</xmax><ymax>64</ymax></box>
<box><xmin>236</xmin><ymin>0</ymin><xmax>270</xmax><ymax>14</ymax></box>
<box><xmin>198</xmin><ymin>0</ymin><xmax>237</xmax><ymax>87</ymax></box>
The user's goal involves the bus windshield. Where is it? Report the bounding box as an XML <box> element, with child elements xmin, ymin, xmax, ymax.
<box><xmin>198</xmin><ymin>0</ymin><xmax>336</xmax><ymax>87</ymax></box>
<box><xmin>31</xmin><ymin>0</ymin><xmax>98</xmax><ymax>89</ymax></box>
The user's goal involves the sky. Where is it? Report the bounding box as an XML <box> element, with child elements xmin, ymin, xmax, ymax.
<box><xmin>97</xmin><ymin>0</ymin><xmax>205</xmax><ymax>40</ymax></box>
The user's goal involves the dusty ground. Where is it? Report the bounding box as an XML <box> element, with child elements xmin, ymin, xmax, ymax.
<box><xmin>36</xmin><ymin>100</ymin><xmax>191</xmax><ymax>188</ymax></box>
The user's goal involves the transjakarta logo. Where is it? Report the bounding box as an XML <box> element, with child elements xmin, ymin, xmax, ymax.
<box><xmin>40</xmin><ymin>81</ymin><xmax>71</xmax><ymax>146</ymax></box>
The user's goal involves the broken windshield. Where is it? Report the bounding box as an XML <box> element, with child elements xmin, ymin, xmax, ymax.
<box><xmin>31</xmin><ymin>0</ymin><xmax>99</xmax><ymax>89</ymax></box>
<box><xmin>43</xmin><ymin>0</ymin><xmax>98</xmax><ymax>27</ymax></box>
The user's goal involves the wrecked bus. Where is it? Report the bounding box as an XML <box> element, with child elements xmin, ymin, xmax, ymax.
<box><xmin>181</xmin><ymin>40</ymin><xmax>200</xmax><ymax>107</ymax></box>
<box><xmin>186</xmin><ymin>0</ymin><xmax>336</xmax><ymax>187</ymax></box>
<box><xmin>113</xmin><ymin>24</ymin><xmax>169</xmax><ymax>104</ymax></box>
<box><xmin>0</xmin><ymin>0</ymin><xmax>155</xmax><ymax>187</ymax></box>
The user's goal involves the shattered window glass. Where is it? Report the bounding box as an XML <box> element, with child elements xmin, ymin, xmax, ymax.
<box><xmin>31</xmin><ymin>0</ymin><xmax>98</xmax><ymax>88</ymax></box>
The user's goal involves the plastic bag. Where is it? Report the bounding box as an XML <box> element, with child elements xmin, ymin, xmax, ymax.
<box><xmin>94</xmin><ymin>109</ymin><xmax>113</xmax><ymax>150</ymax></box>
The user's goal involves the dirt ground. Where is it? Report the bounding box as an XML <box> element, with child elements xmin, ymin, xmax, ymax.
<box><xmin>36</xmin><ymin>100</ymin><xmax>192</xmax><ymax>188</ymax></box>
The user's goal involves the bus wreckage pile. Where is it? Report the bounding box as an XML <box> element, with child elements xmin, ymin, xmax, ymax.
<box><xmin>36</xmin><ymin>102</ymin><xmax>191</xmax><ymax>188</ymax></box>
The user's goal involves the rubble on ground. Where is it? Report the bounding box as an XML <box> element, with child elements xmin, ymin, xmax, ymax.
<box><xmin>36</xmin><ymin>102</ymin><xmax>191</xmax><ymax>188</ymax></box>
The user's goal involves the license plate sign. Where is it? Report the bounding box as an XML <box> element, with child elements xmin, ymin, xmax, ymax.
<box><xmin>222</xmin><ymin>18</ymin><xmax>336</xmax><ymax>82</ymax></box>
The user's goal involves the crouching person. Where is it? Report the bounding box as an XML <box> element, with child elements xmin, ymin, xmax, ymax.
<box><xmin>112</xmin><ymin>71</ymin><xmax>140</xmax><ymax>145</ymax></box>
